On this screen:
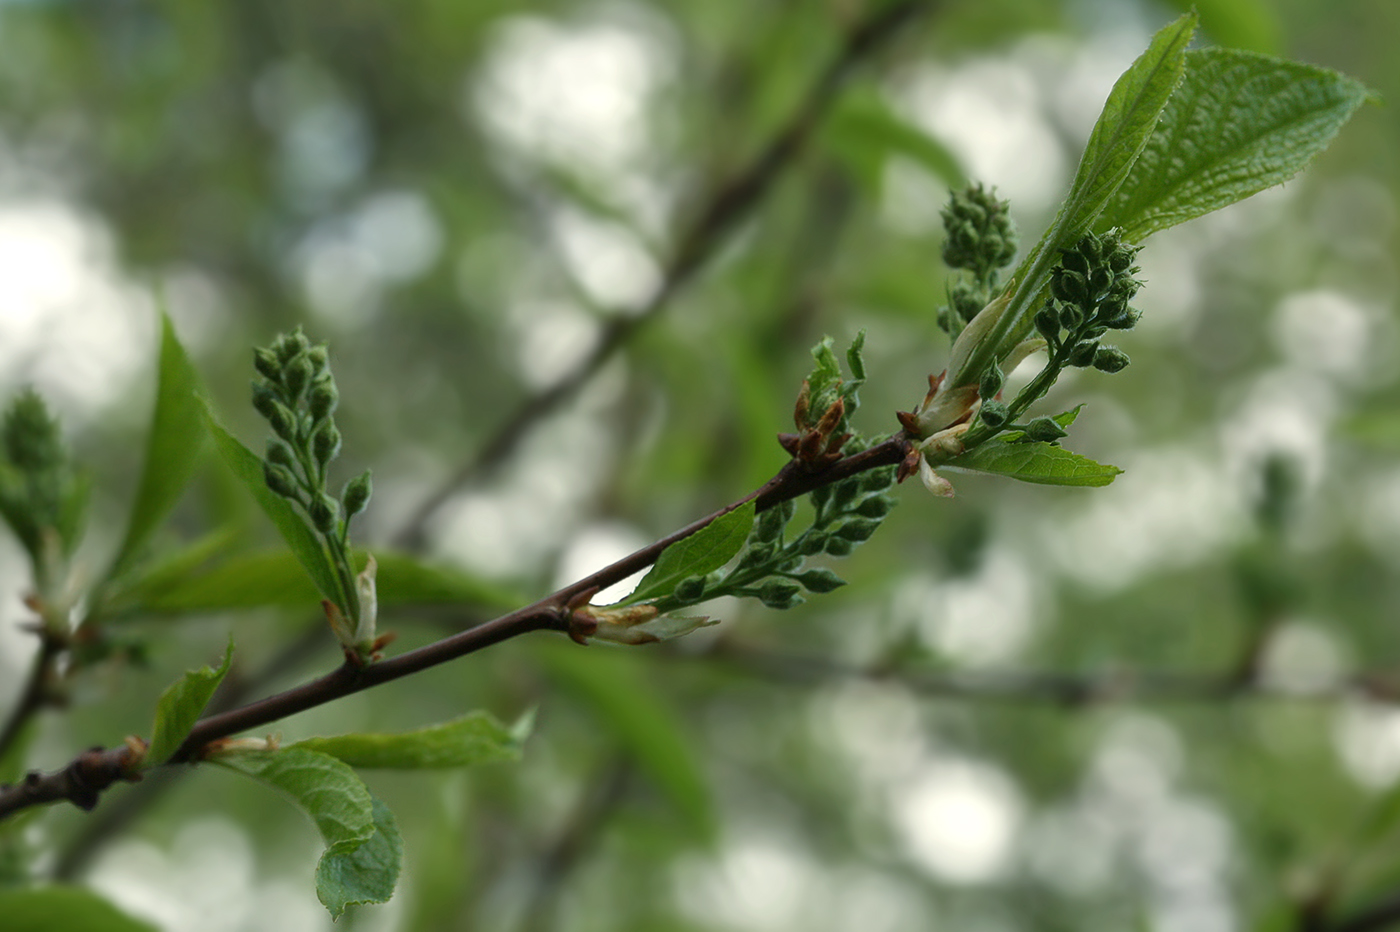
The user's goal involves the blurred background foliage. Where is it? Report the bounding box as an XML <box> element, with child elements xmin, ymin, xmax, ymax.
<box><xmin>0</xmin><ymin>0</ymin><xmax>1397</xmax><ymax>930</ymax></box>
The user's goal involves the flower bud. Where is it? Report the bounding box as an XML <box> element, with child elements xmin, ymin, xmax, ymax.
<box><xmin>859</xmin><ymin>466</ymin><xmax>896</xmax><ymax>493</ymax></box>
<box><xmin>267</xmin><ymin>402</ymin><xmax>298</xmax><ymax>442</ymax></box>
<box><xmin>251</xmin><ymin>381</ymin><xmax>281</xmax><ymax>420</ymax></box>
<box><xmin>308</xmin><ymin>492</ymin><xmax>339</xmax><ymax>535</ymax></box>
<box><xmin>738</xmin><ymin>541</ymin><xmax>775</xmax><ymax>568</ymax></box>
<box><xmin>343</xmin><ymin>469</ymin><xmax>372</xmax><ymax>517</ymax></box>
<box><xmin>796</xmin><ymin>533</ymin><xmax>827</xmax><ymax>556</ymax></box>
<box><xmin>306</xmin><ymin>344</ymin><xmax>330</xmax><ymax>374</ymax></box>
<box><xmin>1051</xmin><ymin>269</ymin><xmax>1088</xmax><ymax>306</ymax></box>
<box><xmin>1093</xmin><ymin>346</ymin><xmax>1131</xmax><ymax>373</ymax></box>
<box><xmin>835</xmin><ymin>517</ymin><xmax>881</xmax><ymax>542</ymax></box>
<box><xmin>1089</xmin><ymin>265</ymin><xmax>1114</xmax><ymax>297</ymax></box>
<box><xmin>853</xmin><ymin>494</ymin><xmax>895</xmax><ymax>519</ymax></box>
<box><xmin>794</xmin><ymin>568</ymin><xmax>846</xmax><ymax>593</ymax></box>
<box><xmin>758</xmin><ymin>579</ymin><xmax>803</xmax><ymax>609</ymax></box>
<box><xmin>265</xmin><ymin>438</ymin><xmax>296</xmax><ymax>469</ymax></box>
<box><xmin>754</xmin><ymin>506</ymin><xmax>786</xmax><ymax>543</ymax></box>
<box><xmin>308</xmin><ymin>377</ymin><xmax>339</xmax><ymax>422</ymax></box>
<box><xmin>979</xmin><ymin>399</ymin><xmax>1009</xmax><ymax>429</ymax></box>
<box><xmin>978</xmin><ymin>362</ymin><xmax>1004</xmax><ymax>401</ymax></box>
<box><xmin>949</xmin><ymin>282</ymin><xmax>985</xmax><ymax>324</ymax></box>
<box><xmin>1057</xmin><ymin>301</ymin><xmax>1083</xmax><ymax>331</ymax></box>
<box><xmin>263</xmin><ymin>462</ymin><xmax>299</xmax><ymax>499</ymax></box>
<box><xmin>312</xmin><ymin>421</ymin><xmax>342</xmax><ymax>466</ymax></box>
<box><xmin>1024</xmin><ymin>416</ymin><xmax>1068</xmax><ymax>443</ymax></box>
<box><xmin>1034</xmin><ymin>305</ymin><xmax>1061</xmax><ymax>342</ymax></box>
<box><xmin>673</xmin><ymin>575</ymin><xmax>707</xmax><ymax>603</ymax></box>
<box><xmin>253</xmin><ymin>348</ymin><xmax>281</xmax><ymax>382</ymax></box>
<box><xmin>1068</xmin><ymin>339</ymin><xmax>1100</xmax><ymax>367</ymax></box>
<box><xmin>283</xmin><ymin>354</ymin><xmax>314</xmax><ymax>401</ymax></box>
<box><xmin>823</xmin><ymin>537</ymin><xmax>856</xmax><ymax>557</ymax></box>
<box><xmin>1103</xmin><ymin>306</ymin><xmax>1142</xmax><ymax>330</ymax></box>
<box><xmin>275</xmin><ymin>328</ymin><xmax>310</xmax><ymax>364</ymax></box>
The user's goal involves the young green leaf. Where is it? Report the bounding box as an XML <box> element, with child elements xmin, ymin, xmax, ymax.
<box><xmin>291</xmin><ymin>710</ymin><xmax>532</xmax><ymax>769</ymax></box>
<box><xmin>144</xmin><ymin>638</ymin><xmax>233</xmax><ymax>767</ymax></box>
<box><xmin>316</xmin><ymin>796</ymin><xmax>402</xmax><ymax>919</ymax></box>
<box><xmin>219</xmin><ymin>747</ymin><xmax>374</xmax><ymax>847</ymax></box>
<box><xmin>1101</xmin><ymin>48</ymin><xmax>1375</xmax><ymax>241</ymax></box>
<box><xmin>947</xmin><ymin>439</ymin><xmax>1122</xmax><ymax>487</ymax></box>
<box><xmin>1061</xmin><ymin>12</ymin><xmax>1196</xmax><ymax>236</ymax></box>
<box><xmin>201</xmin><ymin>401</ymin><xmax>341</xmax><ymax>606</ymax></box>
<box><xmin>999</xmin><ymin>403</ymin><xmax>1087</xmax><ymax>442</ymax></box>
<box><xmin>107</xmin><ymin>313</ymin><xmax>206</xmax><ymax>583</ymax></box>
<box><xmin>0</xmin><ymin>885</ymin><xmax>158</xmax><ymax>932</ymax></box>
<box><xmin>120</xmin><ymin>548</ymin><xmax>520</xmax><ymax>616</ymax></box>
<box><xmin>219</xmin><ymin>747</ymin><xmax>401</xmax><ymax>917</ymax></box>
<box><xmin>621</xmin><ymin>501</ymin><xmax>755</xmax><ymax>605</ymax></box>
<box><xmin>963</xmin><ymin>12</ymin><xmax>1196</xmax><ymax>384</ymax></box>
<box><xmin>823</xmin><ymin>93</ymin><xmax>967</xmax><ymax>194</ymax></box>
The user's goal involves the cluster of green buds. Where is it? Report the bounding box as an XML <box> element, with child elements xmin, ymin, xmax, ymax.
<box><xmin>252</xmin><ymin>328</ymin><xmax>377</xmax><ymax>661</ymax></box>
<box><xmin>656</xmin><ymin>452</ymin><xmax>898</xmax><ymax>615</ymax></box>
<box><xmin>1034</xmin><ymin>229</ymin><xmax>1141</xmax><ymax>375</ymax></box>
<box><xmin>937</xmin><ymin>184</ymin><xmax>1018</xmax><ymax>336</ymax></box>
<box><xmin>0</xmin><ymin>390</ymin><xmax>87</xmax><ymax>608</ymax></box>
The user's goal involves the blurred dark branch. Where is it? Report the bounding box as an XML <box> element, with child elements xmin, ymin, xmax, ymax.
<box><xmin>516</xmin><ymin>756</ymin><xmax>632</xmax><ymax>932</ymax></box>
<box><xmin>390</xmin><ymin>0</ymin><xmax>936</xmax><ymax>551</ymax></box>
<box><xmin>696</xmin><ymin>637</ymin><xmax>1400</xmax><ymax>707</ymax></box>
<box><xmin>0</xmin><ymin>626</ymin><xmax>65</xmax><ymax>763</ymax></box>
<box><xmin>1321</xmin><ymin>893</ymin><xmax>1400</xmax><ymax>932</ymax></box>
<box><xmin>0</xmin><ymin>436</ymin><xmax>910</xmax><ymax>821</ymax></box>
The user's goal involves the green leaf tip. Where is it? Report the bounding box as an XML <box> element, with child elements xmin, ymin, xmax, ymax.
<box><xmin>144</xmin><ymin>636</ymin><xmax>234</xmax><ymax>766</ymax></box>
<box><xmin>1103</xmin><ymin>47</ymin><xmax>1376</xmax><ymax>241</ymax></box>
<box><xmin>217</xmin><ymin>746</ymin><xmax>402</xmax><ymax>918</ymax></box>
<box><xmin>622</xmin><ymin>501</ymin><xmax>756</xmax><ymax>605</ymax></box>
<box><xmin>108</xmin><ymin>311</ymin><xmax>205</xmax><ymax>584</ymax></box>
<box><xmin>947</xmin><ymin>439</ymin><xmax>1123</xmax><ymax>487</ymax></box>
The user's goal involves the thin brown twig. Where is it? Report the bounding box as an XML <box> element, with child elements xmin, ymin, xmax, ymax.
<box><xmin>390</xmin><ymin>0</ymin><xmax>936</xmax><ymax>551</ymax></box>
<box><xmin>0</xmin><ymin>627</ymin><xmax>64</xmax><ymax>764</ymax></box>
<box><xmin>516</xmin><ymin>756</ymin><xmax>632</xmax><ymax>932</ymax></box>
<box><xmin>0</xmin><ymin>437</ymin><xmax>909</xmax><ymax>821</ymax></box>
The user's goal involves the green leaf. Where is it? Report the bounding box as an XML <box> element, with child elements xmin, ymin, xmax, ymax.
<box><xmin>1061</xmin><ymin>12</ymin><xmax>1196</xmax><ymax>237</ymax></box>
<box><xmin>107</xmin><ymin>313</ymin><xmax>205</xmax><ymax>583</ymax></box>
<box><xmin>369</xmin><ymin>550</ymin><xmax>521</xmax><ymax>610</ymax></box>
<box><xmin>947</xmin><ymin>440</ymin><xmax>1122</xmax><ymax>487</ymax></box>
<box><xmin>144</xmin><ymin>637</ymin><xmax>233</xmax><ymax>766</ymax></box>
<box><xmin>220</xmin><ymin>747</ymin><xmax>374</xmax><ymax>847</ymax></box>
<box><xmin>1160</xmin><ymin>0</ymin><xmax>1281</xmax><ymax>54</ymax></box>
<box><xmin>536</xmin><ymin>642</ymin><xmax>713</xmax><ymax>835</ymax></box>
<box><xmin>201</xmin><ymin>401</ymin><xmax>341</xmax><ymax>606</ymax></box>
<box><xmin>1101</xmin><ymin>48</ymin><xmax>1375</xmax><ymax>241</ymax></box>
<box><xmin>622</xmin><ymin>501</ymin><xmax>755</xmax><ymax>605</ymax></box>
<box><xmin>0</xmin><ymin>886</ymin><xmax>158</xmax><ymax>932</ymax></box>
<box><xmin>964</xmin><ymin>13</ymin><xmax>1196</xmax><ymax>384</ymax></box>
<box><xmin>316</xmin><ymin>795</ymin><xmax>402</xmax><ymax>919</ymax></box>
<box><xmin>291</xmin><ymin>710</ymin><xmax>533</xmax><ymax>769</ymax></box>
<box><xmin>1001</xmin><ymin>403</ymin><xmax>1087</xmax><ymax>442</ymax></box>
<box><xmin>219</xmin><ymin>747</ymin><xmax>401</xmax><ymax>917</ymax></box>
<box><xmin>824</xmin><ymin>93</ymin><xmax>966</xmax><ymax>194</ymax></box>
<box><xmin>120</xmin><ymin>547</ymin><xmax>520</xmax><ymax>615</ymax></box>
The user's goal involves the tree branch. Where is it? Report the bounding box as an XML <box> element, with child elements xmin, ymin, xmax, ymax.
<box><xmin>0</xmin><ymin>436</ymin><xmax>910</xmax><ymax>821</ymax></box>
<box><xmin>694</xmin><ymin>637</ymin><xmax>1400</xmax><ymax>707</ymax></box>
<box><xmin>0</xmin><ymin>626</ymin><xmax>65</xmax><ymax>764</ymax></box>
<box><xmin>390</xmin><ymin>0</ymin><xmax>936</xmax><ymax>550</ymax></box>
